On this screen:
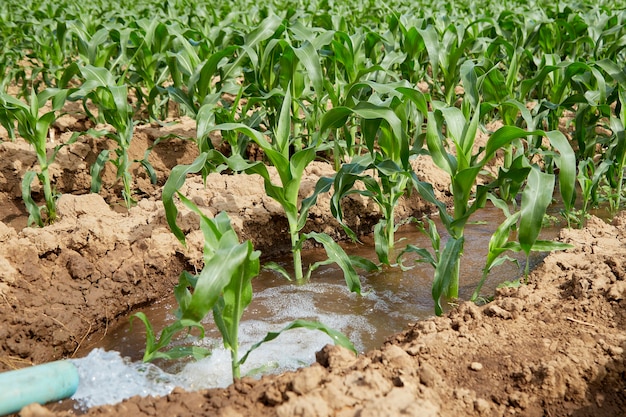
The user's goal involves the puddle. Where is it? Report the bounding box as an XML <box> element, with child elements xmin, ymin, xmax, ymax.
<box><xmin>67</xmin><ymin>204</ymin><xmax>563</xmax><ymax>410</ymax></box>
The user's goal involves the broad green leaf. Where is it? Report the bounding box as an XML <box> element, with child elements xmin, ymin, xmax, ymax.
<box><xmin>373</xmin><ymin>221</ymin><xmax>390</xmax><ymax>265</ymax></box>
<box><xmin>432</xmin><ymin>236</ymin><xmax>464</xmax><ymax>316</ymax></box>
<box><xmin>239</xmin><ymin>319</ymin><xmax>356</xmax><ymax>367</ymax></box>
<box><xmin>263</xmin><ymin>262</ymin><xmax>292</xmax><ymax>281</ymax></box>
<box><xmin>196</xmin><ymin>104</ymin><xmax>216</xmax><ymax>152</ymax></box>
<box><xmin>298</xmin><ymin>175</ymin><xmax>333</xmax><ymax>231</ymax></box>
<box><xmin>162</xmin><ymin>152</ymin><xmax>210</xmax><ymax>243</ymax></box>
<box><xmin>426</xmin><ymin>112</ymin><xmax>455</xmax><ymax>176</ymax></box>
<box><xmin>275</xmin><ymin>88</ymin><xmax>291</xmax><ymax>156</ymax></box>
<box><xmin>80</xmin><ymin>64</ymin><xmax>117</xmax><ymax>88</ymax></box>
<box><xmin>303</xmin><ymin>231</ymin><xmax>361</xmax><ymax>294</ymax></box>
<box><xmin>545</xmin><ymin>130</ymin><xmax>576</xmax><ymax>213</ymax></box>
<box><xmin>418</xmin><ymin>26</ymin><xmax>440</xmax><ymax>79</ymax></box>
<box><xmin>483</xmin><ymin>127</ymin><xmax>544</xmax><ymax>163</ymax></box>
<box><xmin>293</xmin><ymin>41</ymin><xmax>324</xmax><ymax>97</ymax></box>
<box><xmin>519</xmin><ymin>167</ymin><xmax>555</xmax><ymax>256</ymax></box>
<box><xmin>348</xmin><ymin>255</ymin><xmax>380</xmax><ymax>272</ymax></box>
<box><xmin>22</xmin><ymin>171</ymin><xmax>43</xmax><ymax>227</ymax></box>
<box><xmin>90</xmin><ymin>149</ymin><xmax>110</xmax><ymax>193</ymax></box>
<box><xmin>182</xmin><ymin>237</ymin><xmax>250</xmax><ymax>322</ymax></box>
<box><xmin>213</xmin><ymin>240</ymin><xmax>259</xmax><ymax>354</ymax></box>
<box><xmin>596</xmin><ymin>59</ymin><xmax>626</xmax><ymax>85</ymax></box>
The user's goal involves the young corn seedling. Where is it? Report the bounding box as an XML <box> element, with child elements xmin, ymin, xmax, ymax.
<box><xmin>320</xmin><ymin>87</ymin><xmax>440</xmax><ymax>265</ymax></box>
<box><xmin>0</xmin><ymin>88</ymin><xmax>74</xmax><ymax>226</ymax></box>
<box><xmin>470</xmin><ymin>195</ymin><xmax>572</xmax><ymax>301</ymax></box>
<box><xmin>603</xmin><ymin>88</ymin><xmax>626</xmax><ymax>214</ymax></box>
<box><xmin>417</xmin><ymin>23</ymin><xmax>477</xmax><ymax>105</ymax></box>
<box><xmin>163</xmin><ymin>88</ymin><xmax>367</xmax><ymax>291</ymax></box>
<box><xmin>133</xmin><ymin>207</ymin><xmax>356</xmax><ymax>381</ymax></box>
<box><xmin>70</xmin><ymin>65</ymin><xmax>143</xmax><ymax>209</ymax></box>
<box><xmin>421</xmin><ymin>96</ymin><xmax>575</xmax><ymax>314</ymax></box>
<box><xmin>124</xmin><ymin>19</ymin><xmax>176</xmax><ymax>119</ymax></box>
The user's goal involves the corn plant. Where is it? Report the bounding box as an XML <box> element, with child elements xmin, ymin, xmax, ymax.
<box><xmin>604</xmin><ymin>95</ymin><xmax>626</xmax><ymax>214</ymax></box>
<box><xmin>70</xmin><ymin>65</ymin><xmax>141</xmax><ymax>208</ymax></box>
<box><xmin>418</xmin><ymin>22</ymin><xmax>480</xmax><ymax>105</ymax></box>
<box><xmin>320</xmin><ymin>87</ymin><xmax>440</xmax><ymax>265</ymax></box>
<box><xmin>0</xmin><ymin>88</ymin><xmax>73</xmax><ymax>226</ymax></box>
<box><xmin>133</xmin><ymin>208</ymin><xmax>356</xmax><ymax>381</ymax></box>
<box><xmin>421</xmin><ymin>96</ymin><xmax>575</xmax><ymax>314</ymax></box>
<box><xmin>470</xmin><ymin>195</ymin><xmax>572</xmax><ymax>301</ymax></box>
<box><xmin>67</xmin><ymin>21</ymin><xmax>121</xmax><ymax>70</ymax></box>
<box><xmin>163</xmin><ymin>89</ymin><xmax>368</xmax><ymax>290</ymax></box>
<box><xmin>124</xmin><ymin>19</ymin><xmax>175</xmax><ymax>119</ymax></box>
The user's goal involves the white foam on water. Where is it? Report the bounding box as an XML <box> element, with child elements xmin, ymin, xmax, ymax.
<box><xmin>70</xmin><ymin>349</ymin><xmax>184</xmax><ymax>409</ymax></box>
<box><xmin>69</xmin><ymin>280</ymin><xmax>402</xmax><ymax>409</ymax></box>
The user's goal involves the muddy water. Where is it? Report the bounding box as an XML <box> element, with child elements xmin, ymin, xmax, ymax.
<box><xmin>63</xmin><ymin>204</ymin><xmax>570</xmax><ymax>410</ymax></box>
<box><xmin>79</xmin><ymin>204</ymin><xmax>560</xmax><ymax>364</ymax></box>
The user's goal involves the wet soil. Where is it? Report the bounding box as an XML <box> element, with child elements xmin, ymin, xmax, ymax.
<box><xmin>1</xmin><ymin>117</ymin><xmax>625</xmax><ymax>416</ymax></box>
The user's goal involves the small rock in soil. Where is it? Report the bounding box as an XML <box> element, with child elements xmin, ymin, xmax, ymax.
<box><xmin>469</xmin><ymin>362</ymin><xmax>483</xmax><ymax>371</ymax></box>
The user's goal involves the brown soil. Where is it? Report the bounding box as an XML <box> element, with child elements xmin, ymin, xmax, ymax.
<box><xmin>1</xmin><ymin>118</ymin><xmax>625</xmax><ymax>417</ymax></box>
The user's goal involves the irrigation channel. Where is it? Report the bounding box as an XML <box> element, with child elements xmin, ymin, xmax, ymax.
<box><xmin>64</xmin><ymin>203</ymin><xmax>566</xmax><ymax>411</ymax></box>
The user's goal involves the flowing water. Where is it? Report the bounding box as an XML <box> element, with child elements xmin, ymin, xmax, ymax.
<box><xmin>67</xmin><ymin>205</ymin><xmax>563</xmax><ymax>410</ymax></box>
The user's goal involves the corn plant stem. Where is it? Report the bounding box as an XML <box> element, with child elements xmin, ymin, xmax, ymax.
<box><xmin>121</xmin><ymin>162</ymin><xmax>132</xmax><ymax>208</ymax></box>
<box><xmin>292</xmin><ymin>101</ymin><xmax>302</xmax><ymax>150</ymax></box>
<box><xmin>231</xmin><ymin>343</ymin><xmax>240</xmax><ymax>380</ymax></box>
<box><xmin>446</xmin><ymin>257</ymin><xmax>461</xmax><ymax>299</ymax></box>
<box><xmin>286</xmin><ymin>210</ymin><xmax>305</xmax><ymax>282</ymax></box>
<box><xmin>291</xmin><ymin>230</ymin><xmax>304</xmax><ymax>282</ymax></box>
<box><xmin>42</xmin><ymin>171</ymin><xmax>56</xmax><ymax>222</ymax></box>
<box><xmin>471</xmin><ymin>269</ymin><xmax>489</xmax><ymax>301</ymax></box>
<box><xmin>37</xmin><ymin>154</ymin><xmax>56</xmax><ymax>223</ymax></box>
<box><xmin>384</xmin><ymin>203</ymin><xmax>396</xmax><ymax>252</ymax></box>
<box><xmin>524</xmin><ymin>255</ymin><xmax>531</xmax><ymax>280</ymax></box>
<box><xmin>612</xmin><ymin>165</ymin><xmax>625</xmax><ymax>214</ymax></box>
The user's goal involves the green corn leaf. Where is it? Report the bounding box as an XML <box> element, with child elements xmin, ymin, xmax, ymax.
<box><xmin>263</xmin><ymin>262</ymin><xmax>292</xmax><ymax>281</ymax></box>
<box><xmin>409</xmin><ymin>173</ymin><xmax>450</xmax><ymax>224</ymax></box>
<box><xmin>181</xmin><ymin>236</ymin><xmax>250</xmax><ymax>323</ymax></box>
<box><xmin>328</xmin><ymin>159</ymin><xmax>371</xmax><ymax>241</ymax></box>
<box><xmin>162</xmin><ymin>152</ymin><xmax>210</xmax><ymax>243</ymax></box>
<box><xmin>472</xmin><ymin>211</ymin><xmax>521</xmax><ymax>300</ymax></box>
<box><xmin>320</xmin><ymin>106</ymin><xmax>352</xmax><ymax>132</ymax></box>
<box><xmin>303</xmin><ymin>231</ymin><xmax>361</xmax><ymax>295</ymax></box>
<box><xmin>596</xmin><ymin>59</ymin><xmax>626</xmax><ymax>86</ymax></box>
<box><xmin>418</xmin><ymin>26</ymin><xmax>440</xmax><ymax>80</ymax></box>
<box><xmin>80</xmin><ymin>64</ymin><xmax>117</xmax><ymax>88</ymax></box>
<box><xmin>298</xmin><ymin>176</ymin><xmax>334</xmax><ymax>231</ymax></box>
<box><xmin>373</xmin><ymin>221</ymin><xmax>390</xmax><ymax>265</ymax></box>
<box><xmin>21</xmin><ymin>171</ymin><xmax>43</xmax><ymax>227</ymax></box>
<box><xmin>174</xmin><ymin>271</ymin><xmax>196</xmax><ymax>315</ymax></box>
<box><xmin>397</xmin><ymin>244</ymin><xmax>437</xmax><ymax>271</ymax></box>
<box><xmin>238</xmin><ymin>318</ymin><xmax>356</xmax><ymax>367</ymax></box>
<box><xmin>483</xmin><ymin>127</ymin><xmax>544</xmax><ymax>163</ymax></box>
<box><xmin>519</xmin><ymin>167</ymin><xmax>555</xmax><ymax>256</ymax></box>
<box><xmin>131</xmin><ymin>313</ymin><xmax>208</xmax><ymax>362</ymax></box>
<box><xmin>163</xmin><ymin>86</ymin><xmax>198</xmax><ymax>117</ymax></box>
<box><xmin>139</xmin><ymin>159</ymin><xmax>158</xmax><ymax>185</ymax></box>
<box><xmin>213</xmin><ymin>240</ymin><xmax>260</xmax><ymax>352</ymax></box>
<box><xmin>529</xmin><ymin>240</ymin><xmax>573</xmax><ymax>251</ymax></box>
<box><xmin>130</xmin><ymin>312</ymin><xmax>159</xmax><ymax>361</ymax></box>
<box><xmin>276</xmin><ymin>88</ymin><xmax>291</xmax><ymax>156</ymax></box>
<box><xmin>90</xmin><ymin>149</ymin><xmax>110</xmax><ymax>193</ymax></box>
<box><xmin>426</xmin><ymin>112</ymin><xmax>455</xmax><ymax>176</ymax></box>
<box><xmin>432</xmin><ymin>236</ymin><xmax>464</xmax><ymax>316</ymax></box>
<box><xmin>545</xmin><ymin>130</ymin><xmax>576</xmax><ymax>213</ymax></box>
<box><xmin>293</xmin><ymin>41</ymin><xmax>324</xmax><ymax>97</ymax></box>
<box><xmin>157</xmin><ymin>346</ymin><xmax>212</xmax><ymax>362</ymax></box>
<box><xmin>348</xmin><ymin>255</ymin><xmax>380</xmax><ymax>272</ymax></box>
<box><xmin>196</xmin><ymin>104</ymin><xmax>216</xmax><ymax>152</ymax></box>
